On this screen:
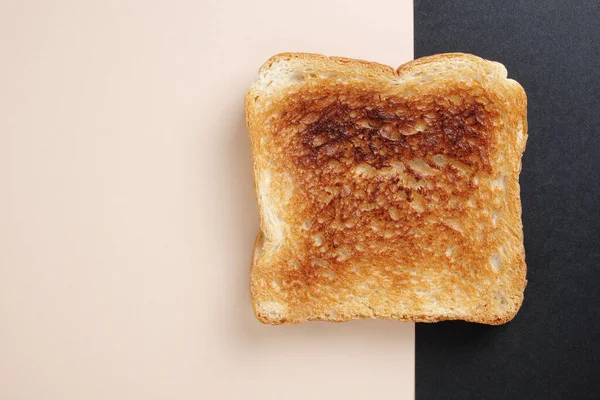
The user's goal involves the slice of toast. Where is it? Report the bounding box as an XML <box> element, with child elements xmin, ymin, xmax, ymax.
<box><xmin>245</xmin><ymin>53</ymin><xmax>527</xmax><ymax>325</ymax></box>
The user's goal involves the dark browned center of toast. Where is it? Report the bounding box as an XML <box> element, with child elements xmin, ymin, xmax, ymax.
<box><xmin>271</xmin><ymin>84</ymin><xmax>500</xmax><ymax>293</ymax></box>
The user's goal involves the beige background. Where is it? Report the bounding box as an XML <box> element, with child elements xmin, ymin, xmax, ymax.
<box><xmin>0</xmin><ymin>1</ymin><xmax>414</xmax><ymax>399</ymax></box>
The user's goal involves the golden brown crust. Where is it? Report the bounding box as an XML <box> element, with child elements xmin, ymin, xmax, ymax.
<box><xmin>246</xmin><ymin>53</ymin><xmax>528</xmax><ymax>325</ymax></box>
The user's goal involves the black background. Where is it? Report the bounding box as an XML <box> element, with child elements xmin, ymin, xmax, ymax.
<box><xmin>415</xmin><ymin>1</ymin><xmax>600</xmax><ymax>399</ymax></box>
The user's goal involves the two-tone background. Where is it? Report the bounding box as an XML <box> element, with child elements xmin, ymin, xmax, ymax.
<box><xmin>1</xmin><ymin>1</ymin><xmax>598</xmax><ymax>399</ymax></box>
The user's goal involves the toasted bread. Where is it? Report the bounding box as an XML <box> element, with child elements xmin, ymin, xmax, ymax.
<box><xmin>245</xmin><ymin>53</ymin><xmax>528</xmax><ymax>325</ymax></box>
